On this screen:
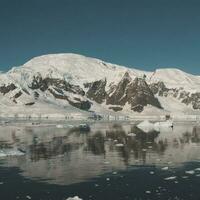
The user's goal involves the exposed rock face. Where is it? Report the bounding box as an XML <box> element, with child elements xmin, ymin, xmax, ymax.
<box><xmin>181</xmin><ymin>93</ymin><xmax>200</xmax><ymax>109</ymax></box>
<box><xmin>0</xmin><ymin>83</ymin><xmax>17</xmax><ymax>95</ymax></box>
<box><xmin>1</xmin><ymin>66</ymin><xmax>199</xmax><ymax>114</ymax></box>
<box><xmin>150</xmin><ymin>81</ymin><xmax>200</xmax><ymax>110</ymax></box>
<box><xmin>85</xmin><ymin>72</ymin><xmax>162</xmax><ymax>112</ymax></box>
<box><xmin>106</xmin><ymin>72</ymin><xmax>162</xmax><ymax>112</ymax></box>
<box><xmin>48</xmin><ymin>88</ymin><xmax>91</xmax><ymax>111</ymax></box>
<box><xmin>29</xmin><ymin>75</ymin><xmax>85</xmax><ymax>95</ymax></box>
<box><xmin>85</xmin><ymin>78</ymin><xmax>107</xmax><ymax>104</ymax></box>
<box><xmin>106</xmin><ymin>72</ymin><xmax>132</xmax><ymax>105</ymax></box>
<box><xmin>125</xmin><ymin>78</ymin><xmax>162</xmax><ymax>112</ymax></box>
<box><xmin>109</xmin><ymin>106</ymin><xmax>123</xmax><ymax>112</ymax></box>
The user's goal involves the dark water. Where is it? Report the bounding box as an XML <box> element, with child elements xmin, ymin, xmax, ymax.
<box><xmin>0</xmin><ymin>122</ymin><xmax>200</xmax><ymax>200</ymax></box>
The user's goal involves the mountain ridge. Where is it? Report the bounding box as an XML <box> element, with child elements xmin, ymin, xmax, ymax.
<box><xmin>0</xmin><ymin>53</ymin><xmax>200</xmax><ymax>119</ymax></box>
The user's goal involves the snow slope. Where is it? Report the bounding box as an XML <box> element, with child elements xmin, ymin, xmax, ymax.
<box><xmin>0</xmin><ymin>53</ymin><xmax>200</xmax><ymax>118</ymax></box>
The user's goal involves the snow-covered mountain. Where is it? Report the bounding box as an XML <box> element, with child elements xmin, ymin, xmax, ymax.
<box><xmin>0</xmin><ymin>53</ymin><xmax>200</xmax><ymax>119</ymax></box>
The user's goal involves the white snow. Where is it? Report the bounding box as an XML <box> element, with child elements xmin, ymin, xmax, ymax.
<box><xmin>0</xmin><ymin>53</ymin><xmax>200</xmax><ymax>118</ymax></box>
<box><xmin>66</xmin><ymin>196</ymin><xmax>82</xmax><ymax>200</ymax></box>
<box><xmin>137</xmin><ymin>120</ymin><xmax>155</xmax><ymax>132</ymax></box>
<box><xmin>161</xmin><ymin>167</ymin><xmax>169</xmax><ymax>171</ymax></box>
<box><xmin>185</xmin><ymin>170</ymin><xmax>195</xmax><ymax>175</ymax></box>
<box><xmin>0</xmin><ymin>149</ymin><xmax>25</xmax><ymax>157</ymax></box>
<box><xmin>164</xmin><ymin>176</ymin><xmax>176</xmax><ymax>180</ymax></box>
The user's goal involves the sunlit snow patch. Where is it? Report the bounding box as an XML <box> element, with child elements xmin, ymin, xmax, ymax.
<box><xmin>66</xmin><ymin>196</ymin><xmax>82</xmax><ymax>200</ymax></box>
<box><xmin>0</xmin><ymin>149</ymin><xmax>25</xmax><ymax>157</ymax></box>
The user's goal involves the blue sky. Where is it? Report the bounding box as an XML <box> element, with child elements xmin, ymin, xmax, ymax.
<box><xmin>0</xmin><ymin>0</ymin><xmax>200</xmax><ymax>74</ymax></box>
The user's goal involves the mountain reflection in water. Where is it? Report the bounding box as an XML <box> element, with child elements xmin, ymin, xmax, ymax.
<box><xmin>0</xmin><ymin>123</ymin><xmax>200</xmax><ymax>185</ymax></box>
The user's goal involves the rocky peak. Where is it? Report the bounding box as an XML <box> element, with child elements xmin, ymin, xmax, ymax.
<box><xmin>86</xmin><ymin>78</ymin><xmax>107</xmax><ymax>104</ymax></box>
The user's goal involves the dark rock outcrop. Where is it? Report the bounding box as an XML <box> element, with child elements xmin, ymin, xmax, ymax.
<box><xmin>106</xmin><ymin>72</ymin><xmax>132</xmax><ymax>105</ymax></box>
<box><xmin>86</xmin><ymin>78</ymin><xmax>107</xmax><ymax>104</ymax></box>
<box><xmin>150</xmin><ymin>81</ymin><xmax>200</xmax><ymax>110</ymax></box>
<box><xmin>0</xmin><ymin>83</ymin><xmax>17</xmax><ymax>95</ymax></box>
<box><xmin>48</xmin><ymin>88</ymin><xmax>91</xmax><ymax>111</ymax></box>
<box><xmin>106</xmin><ymin>73</ymin><xmax>162</xmax><ymax>112</ymax></box>
<box><xmin>29</xmin><ymin>75</ymin><xmax>85</xmax><ymax>96</ymax></box>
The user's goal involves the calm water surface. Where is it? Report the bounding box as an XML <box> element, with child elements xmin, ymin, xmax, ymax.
<box><xmin>0</xmin><ymin>122</ymin><xmax>200</xmax><ymax>200</ymax></box>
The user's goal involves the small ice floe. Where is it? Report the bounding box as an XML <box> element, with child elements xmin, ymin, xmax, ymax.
<box><xmin>195</xmin><ymin>168</ymin><xmax>200</xmax><ymax>171</ymax></box>
<box><xmin>185</xmin><ymin>170</ymin><xmax>195</xmax><ymax>175</ymax></box>
<box><xmin>127</xmin><ymin>133</ymin><xmax>136</xmax><ymax>137</ymax></box>
<box><xmin>104</xmin><ymin>161</ymin><xmax>110</xmax><ymax>164</ymax></box>
<box><xmin>164</xmin><ymin>176</ymin><xmax>176</xmax><ymax>181</ymax></box>
<box><xmin>137</xmin><ymin>120</ymin><xmax>154</xmax><ymax>132</ymax></box>
<box><xmin>0</xmin><ymin>149</ymin><xmax>25</xmax><ymax>157</ymax></box>
<box><xmin>174</xmin><ymin>181</ymin><xmax>179</xmax><ymax>184</ymax></box>
<box><xmin>115</xmin><ymin>143</ymin><xmax>124</xmax><ymax>147</ymax></box>
<box><xmin>56</xmin><ymin>124</ymin><xmax>64</xmax><ymax>128</ymax></box>
<box><xmin>68</xmin><ymin>125</ymin><xmax>74</xmax><ymax>128</ymax></box>
<box><xmin>66</xmin><ymin>196</ymin><xmax>82</xmax><ymax>200</ymax></box>
<box><xmin>106</xmin><ymin>178</ymin><xmax>110</xmax><ymax>181</ymax></box>
<box><xmin>26</xmin><ymin>196</ymin><xmax>31</xmax><ymax>199</ymax></box>
<box><xmin>142</xmin><ymin>149</ymin><xmax>147</xmax><ymax>152</ymax></box>
<box><xmin>154</xmin><ymin>120</ymin><xmax>173</xmax><ymax>128</ymax></box>
<box><xmin>145</xmin><ymin>191</ymin><xmax>151</xmax><ymax>194</ymax></box>
<box><xmin>112</xmin><ymin>171</ymin><xmax>118</xmax><ymax>175</ymax></box>
<box><xmin>161</xmin><ymin>167</ymin><xmax>169</xmax><ymax>171</ymax></box>
<box><xmin>196</xmin><ymin>174</ymin><xmax>200</xmax><ymax>177</ymax></box>
<box><xmin>182</xmin><ymin>176</ymin><xmax>188</xmax><ymax>179</ymax></box>
<box><xmin>150</xmin><ymin>171</ymin><xmax>155</xmax><ymax>175</ymax></box>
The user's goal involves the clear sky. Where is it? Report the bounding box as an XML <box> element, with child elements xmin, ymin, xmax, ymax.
<box><xmin>0</xmin><ymin>0</ymin><xmax>200</xmax><ymax>74</ymax></box>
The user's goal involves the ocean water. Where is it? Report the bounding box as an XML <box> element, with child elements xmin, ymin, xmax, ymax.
<box><xmin>0</xmin><ymin>122</ymin><xmax>200</xmax><ymax>200</ymax></box>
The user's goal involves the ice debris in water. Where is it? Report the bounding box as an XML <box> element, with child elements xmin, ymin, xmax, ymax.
<box><xmin>115</xmin><ymin>143</ymin><xmax>124</xmax><ymax>147</ymax></box>
<box><xmin>127</xmin><ymin>133</ymin><xmax>136</xmax><ymax>137</ymax></box>
<box><xmin>66</xmin><ymin>196</ymin><xmax>82</xmax><ymax>200</ymax></box>
<box><xmin>0</xmin><ymin>149</ymin><xmax>25</xmax><ymax>157</ymax></box>
<box><xmin>164</xmin><ymin>176</ymin><xmax>176</xmax><ymax>180</ymax></box>
<box><xmin>56</xmin><ymin>124</ymin><xmax>64</xmax><ymax>128</ymax></box>
<box><xmin>137</xmin><ymin>120</ymin><xmax>154</xmax><ymax>132</ymax></box>
<box><xmin>161</xmin><ymin>167</ymin><xmax>169</xmax><ymax>171</ymax></box>
<box><xmin>185</xmin><ymin>170</ymin><xmax>195</xmax><ymax>175</ymax></box>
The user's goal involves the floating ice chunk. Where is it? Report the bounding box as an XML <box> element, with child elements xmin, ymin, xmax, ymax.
<box><xmin>150</xmin><ymin>171</ymin><xmax>155</xmax><ymax>175</ymax></box>
<box><xmin>154</xmin><ymin>121</ymin><xmax>173</xmax><ymax>128</ymax></box>
<box><xmin>145</xmin><ymin>191</ymin><xmax>151</xmax><ymax>194</ymax></box>
<box><xmin>161</xmin><ymin>167</ymin><xmax>169</xmax><ymax>171</ymax></box>
<box><xmin>142</xmin><ymin>149</ymin><xmax>147</xmax><ymax>152</ymax></box>
<box><xmin>66</xmin><ymin>196</ymin><xmax>82</xmax><ymax>200</ymax></box>
<box><xmin>196</xmin><ymin>174</ymin><xmax>200</xmax><ymax>177</ymax></box>
<box><xmin>195</xmin><ymin>168</ymin><xmax>200</xmax><ymax>171</ymax></box>
<box><xmin>127</xmin><ymin>133</ymin><xmax>136</xmax><ymax>137</ymax></box>
<box><xmin>115</xmin><ymin>143</ymin><xmax>124</xmax><ymax>147</ymax></box>
<box><xmin>137</xmin><ymin>120</ymin><xmax>154</xmax><ymax>132</ymax></box>
<box><xmin>0</xmin><ymin>149</ymin><xmax>25</xmax><ymax>157</ymax></box>
<box><xmin>26</xmin><ymin>196</ymin><xmax>31</xmax><ymax>199</ymax></box>
<box><xmin>185</xmin><ymin>170</ymin><xmax>195</xmax><ymax>175</ymax></box>
<box><xmin>164</xmin><ymin>176</ymin><xmax>176</xmax><ymax>180</ymax></box>
<box><xmin>56</xmin><ymin>124</ymin><xmax>64</xmax><ymax>128</ymax></box>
